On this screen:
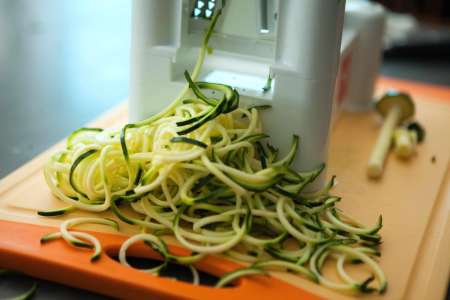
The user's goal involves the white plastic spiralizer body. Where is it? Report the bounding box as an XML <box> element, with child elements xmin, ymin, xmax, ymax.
<box><xmin>129</xmin><ymin>0</ymin><xmax>345</xmax><ymax>182</ymax></box>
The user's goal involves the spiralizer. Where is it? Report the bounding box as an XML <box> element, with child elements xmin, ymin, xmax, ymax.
<box><xmin>129</xmin><ymin>0</ymin><xmax>346</xmax><ymax>180</ymax></box>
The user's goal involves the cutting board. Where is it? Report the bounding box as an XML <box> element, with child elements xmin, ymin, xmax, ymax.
<box><xmin>0</xmin><ymin>77</ymin><xmax>449</xmax><ymax>300</ymax></box>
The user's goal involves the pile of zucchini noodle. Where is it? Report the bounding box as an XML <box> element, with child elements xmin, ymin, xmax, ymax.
<box><xmin>40</xmin><ymin>10</ymin><xmax>386</xmax><ymax>294</ymax></box>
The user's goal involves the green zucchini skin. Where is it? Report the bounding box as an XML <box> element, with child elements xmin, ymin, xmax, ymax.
<box><xmin>67</xmin><ymin>127</ymin><xmax>103</xmax><ymax>149</ymax></box>
<box><xmin>170</xmin><ymin>136</ymin><xmax>208</xmax><ymax>149</ymax></box>
<box><xmin>37</xmin><ymin>206</ymin><xmax>74</xmax><ymax>217</ymax></box>
<box><xmin>69</xmin><ymin>149</ymin><xmax>98</xmax><ymax>199</ymax></box>
<box><xmin>176</xmin><ymin>71</ymin><xmax>239</xmax><ymax>135</ymax></box>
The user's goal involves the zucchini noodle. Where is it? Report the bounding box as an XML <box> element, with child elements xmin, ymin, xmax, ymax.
<box><xmin>40</xmin><ymin>10</ymin><xmax>386</xmax><ymax>294</ymax></box>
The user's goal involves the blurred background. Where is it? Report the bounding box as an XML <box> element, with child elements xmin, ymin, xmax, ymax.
<box><xmin>0</xmin><ymin>0</ymin><xmax>449</xmax><ymax>299</ymax></box>
<box><xmin>377</xmin><ymin>0</ymin><xmax>450</xmax><ymax>22</ymax></box>
<box><xmin>375</xmin><ymin>0</ymin><xmax>450</xmax><ymax>85</ymax></box>
<box><xmin>0</xmin><ymin>0</ymin><xmax>131</xmax><ymax>180</ymax></box>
